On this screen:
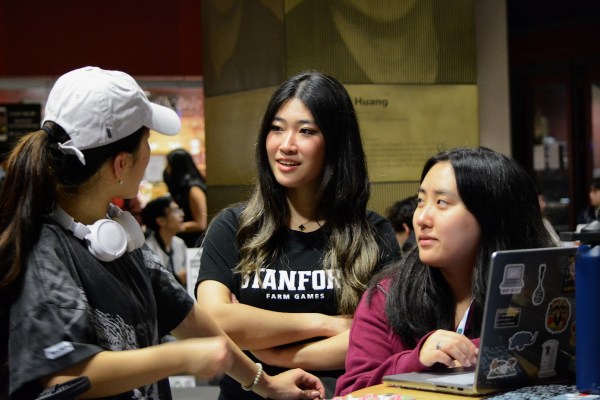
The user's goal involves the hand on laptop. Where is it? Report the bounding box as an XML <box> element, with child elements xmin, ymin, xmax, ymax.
<box><xmin>420</xmin><ymin>330</ymin><xmax>478</xmax><ymax>369</ymax></box>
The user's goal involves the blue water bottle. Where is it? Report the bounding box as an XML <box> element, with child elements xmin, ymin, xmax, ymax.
<box><xmin>576</xmin><ymin>244</ymin><xmax>600</xmax><ymax>393</ymax></box>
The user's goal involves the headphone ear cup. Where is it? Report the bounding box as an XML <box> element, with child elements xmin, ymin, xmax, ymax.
<box><xmin>111</xmin><ymin>211</ymin><xmax>145</xmax><ymax>251</ymax></box>
<box><xmin>85</xmin><ymin>219</ymin><xmax>128</xmax><ymax>262</ymax></box>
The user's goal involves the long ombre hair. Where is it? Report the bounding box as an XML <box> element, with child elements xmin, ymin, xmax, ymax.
<box><xmin>234</xmin><ymin>71</ymin><xmax>380</xmax><ymax>314</ymax></box>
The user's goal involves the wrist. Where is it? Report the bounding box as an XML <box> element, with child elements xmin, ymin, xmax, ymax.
<box><xmin>242</xmin><ymin>362</ymin><xmax>263</xmax><ymax>392</ymax></box>
<box><xmin>252</xmin><ymin>370</ymin><xmax>273</xmax><ymax>399</ymax></box>
<box><xmin>163</xmin><ymin>340</ymin><xmax>190</xmax><ymax>373</ymax></box>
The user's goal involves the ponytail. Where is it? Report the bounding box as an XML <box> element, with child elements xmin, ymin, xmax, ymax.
<box><xmin>0</xmin><ymin>131</ymin><xmax>56</xmax><ymax>288</ymax></box>
<box><xmin>0</xmin><ymin>124</ymin><xmax>146</xmax><ymax>289</ymax></box>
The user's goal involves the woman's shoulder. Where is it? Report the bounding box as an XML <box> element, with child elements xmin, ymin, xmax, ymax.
<box><xmin>368</xmin><ymin>260</ymin><xmax>403</xmax><ymax>294</ymax></box>
<box><xmin>365</xmin><ymin>209</ymin><xmax>391</xmax><ymax>227</ymax></box>
<box><xmin>206</xmin><ymin>203</ymin><xmax>246</xmax><ymax>234</ymax></box>
<box><xmin>217</xmin><ymin>203</ymin><xmax>245</xmax><ymax>220</ymax></box>
<box><xmin>187</xmin><ymin>177</ymin><xmax>207</xmax><ymax>192</ymax></box>
<box><xmin>27</xmin><ymin>224</ymin><xmax>66</xmax><ymax>268</ymax></box>
<box><xmin>360</xmin><ymin>276</ymin><xmax>392</xmax><ymax>308</ymax></box>
<box><xmin>365</xmin><ymin>209</ymin><xmax>384</xmax><ymax>220</ymax></box>
<box><xmin>37</xmin><ymin>222</ymin><xmax>78</xmax><ymax>253</ymax></box>
<box><xmin>375</xmin><ymin>276</ymin><xmax>393</xmax><ymax>293</ymax></box>
<box><xmin>365</xmin><ymin>209</ymin><xmax>402</xmax><ymax>256</ymax></box>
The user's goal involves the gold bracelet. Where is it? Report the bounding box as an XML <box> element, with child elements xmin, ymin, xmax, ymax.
<box><xmin>241</xmin><ymin>362</ymin><xmax>263</xmax><ymax>391</ymax></box>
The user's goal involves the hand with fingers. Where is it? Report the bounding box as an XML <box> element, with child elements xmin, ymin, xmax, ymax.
<box><xmin>419</xmin><ymin>329</ymin><xmax>478</xmax><ymax>368</ymax></box>
<box><xmin>257</xmin><ymin>368</ymin><xmax>325</xmax><ymax>399</ymax></box>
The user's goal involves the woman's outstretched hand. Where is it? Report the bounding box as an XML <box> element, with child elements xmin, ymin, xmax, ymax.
<box><xmin>257</xmin><ymin>368</ymin><xmax>325</xmax><ymax>399</ymax></box>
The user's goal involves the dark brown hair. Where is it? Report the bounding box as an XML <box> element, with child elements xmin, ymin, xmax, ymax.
<box><xmin>0</xmin><ymin>124</ymin><xmax>146</xmax><ymax>289</ymax></box>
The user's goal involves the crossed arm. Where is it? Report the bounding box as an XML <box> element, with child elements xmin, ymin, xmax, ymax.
<box><xmin>196</xmin><ymin>280</ymin><xmax>351</xmax><ymax>370</ymax></box>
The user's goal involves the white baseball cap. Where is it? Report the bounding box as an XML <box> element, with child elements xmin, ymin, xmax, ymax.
<box><xmin>43</xmin><ymin>66</ymin><xmax>180</xmax><ymax>164</ymax></box>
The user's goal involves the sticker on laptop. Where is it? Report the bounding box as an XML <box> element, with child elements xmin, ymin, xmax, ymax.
<box><xmin>545</xmin><ymin>297</ymin><xmax>571</xmax><ymax>334</ymax></box>
<box><xmin>494</xmin><ymin>307</ymin><xmax>521</xmax><ymax>329</ymax></box>
<box><xmin>532</xmin><ymin>264</ymin><xmax>546</xmax><ymax>305</ymax></box>
<box><xmin>561</xmin><ymin>255</ymin><xmax>576</xmax><ymax>293</ymax></box>
<box><xmin>499</xmin><ymin>263</ymin><xmax>525</xmax><ymax>294</ymax></box>
<box><xmin>508</xmin><ymin>330</ymin><xmax>538</xmax><ymax>351</ymax></box>
<box><xmin>539</xmin><ymin>339</ymin><xmax>559</xmax><ymax>378</ymax></box>
<box><xmin>487</xmin><ymin>357</ymin><xmax>518</xmax><ymax>379</ymax></box>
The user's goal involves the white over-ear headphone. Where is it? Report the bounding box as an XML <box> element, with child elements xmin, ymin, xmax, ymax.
<box><xmin>50</xmin><ymin>203</ymin><xmax>145</xmax><ymax>262</ymax></box>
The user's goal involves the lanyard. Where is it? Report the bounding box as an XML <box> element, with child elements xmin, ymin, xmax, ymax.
<box><xmin>456</xmin><ymin>298</ymin><xmax>473</xmax><ymax>335</ymax></box>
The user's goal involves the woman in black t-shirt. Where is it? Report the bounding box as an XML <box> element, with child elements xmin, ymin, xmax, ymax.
<box><xmin>196</xmin><ymin>71</ymin><xmax>401</xmax><ymax>399</ymax></box>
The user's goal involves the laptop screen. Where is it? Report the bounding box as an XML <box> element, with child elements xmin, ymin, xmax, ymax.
<box><xmin>475</xmin><ymin>246</ymin><xmax>576</xmax><ymax>391</ymax></box>
<box><xmin>383</xmin><ymin>246</ymin><xmax>577</xmax><ymax>395</ymax></box>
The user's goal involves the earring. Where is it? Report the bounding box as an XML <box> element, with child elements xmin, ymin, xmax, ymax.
<box><xmin>118</xmin><ymin>179</ymin><xmax>123</xmax><ymax>185</ymax></box>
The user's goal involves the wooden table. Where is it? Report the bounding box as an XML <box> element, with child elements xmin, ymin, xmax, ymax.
<box><xmin>347</xmin><ymin>383</ymin><xmax>582</xmax><ymax>399</ymax></box>
<box><xmin>347</xmin><ymin>383</ymin><xmax>487</xmax><ymax>399</ymax></box>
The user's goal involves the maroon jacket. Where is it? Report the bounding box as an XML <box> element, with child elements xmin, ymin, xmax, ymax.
<box><xmin>335</xmin><ymin>278</ymin><xmax>480</xmax><ymax>396</ymax></box>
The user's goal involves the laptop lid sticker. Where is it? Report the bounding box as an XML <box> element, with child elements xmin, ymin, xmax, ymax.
<box><xmin>532</xmin><ymin>264</ymin><xmax>546</xmax><ymax>305</ymax></box>
<box><xmin>538</xmin><ymin>339</ymin><xmax>559</xmax><ymax>378</ymax></box>
<box><xmin>545</xmin><ymin>297</ymin><xmax>571</xmax><ymax>334</ymax></box>
<box><xmin>500</xmin><ymin>264</ymin><xmax>525</xmax><ymax>294</ymax></box>
<box><xmin>495</xmin><ymin>307</ymin><xmax>522</xmax><ymax>329</ymax></box>
<box><xmin>508</xmin><ymin>330</ymin><xmax>538</xmax><ymax>351</ymax></box>
<box><xmin>487</xmin><ymin>357</ymin><xmax>518</xmax><ymax>379</ymax></box>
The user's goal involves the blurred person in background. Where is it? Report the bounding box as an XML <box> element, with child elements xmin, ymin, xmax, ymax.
<box><xmin>537</xmin><ymin>190</ymin><xmax>560</xmax><ymax>244</ymax></box>
<box><xmin>142</xmin><ymin>196</ymin><xmax>188</xmax><ymax>286</ymax></box>
<box><xmin>385</xmin><ymin>195</ymin><xmax>418</xmax><ymax>254</ymax></box>
<box><xmin>163</xmin><ymin>148</ymin><xmax>208</xmax><ymax>247</ymax></box>
<box><xmin>577</xmin><ymin>177</ymin><xmax>600</xmax><ymax>225</ymax></box>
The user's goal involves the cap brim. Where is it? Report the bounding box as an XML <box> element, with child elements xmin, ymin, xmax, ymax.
<box><xmin>148</xmin><ymin>102</ymin><xmax>181</xmax><ymax>135</ymax></box>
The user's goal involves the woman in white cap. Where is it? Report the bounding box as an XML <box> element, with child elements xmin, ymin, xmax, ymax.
<box><xmin>0</xmin><ymin>67</ymin><xmax>324</xmax><ymax>400</ymax></box>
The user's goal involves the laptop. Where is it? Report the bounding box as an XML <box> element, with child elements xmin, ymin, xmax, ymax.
<box><xmin>383</xmin><ymin>246</ymin><xmax>577</xmax><ymax>396</ymax></box>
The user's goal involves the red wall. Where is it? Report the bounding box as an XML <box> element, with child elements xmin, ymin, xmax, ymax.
<box><xmin>0</xmin><ymin>0</ymin><xmax>203</xmax><ymax>77</ymax></box>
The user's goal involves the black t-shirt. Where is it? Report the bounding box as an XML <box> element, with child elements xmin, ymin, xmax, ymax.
<box><xmin>8</xmin><ymin>222</ymin><xmax>195</xmax><ymax>399</ymax></box>
<box><xmin>197</xmin><ymin>205</ymin><xmax>401</xmax><ymax>399</ymax></box>
<box><xmin>170</xmin><ymin>176</ymin><xmax>207</xmax><ymax>248</ymax></box>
